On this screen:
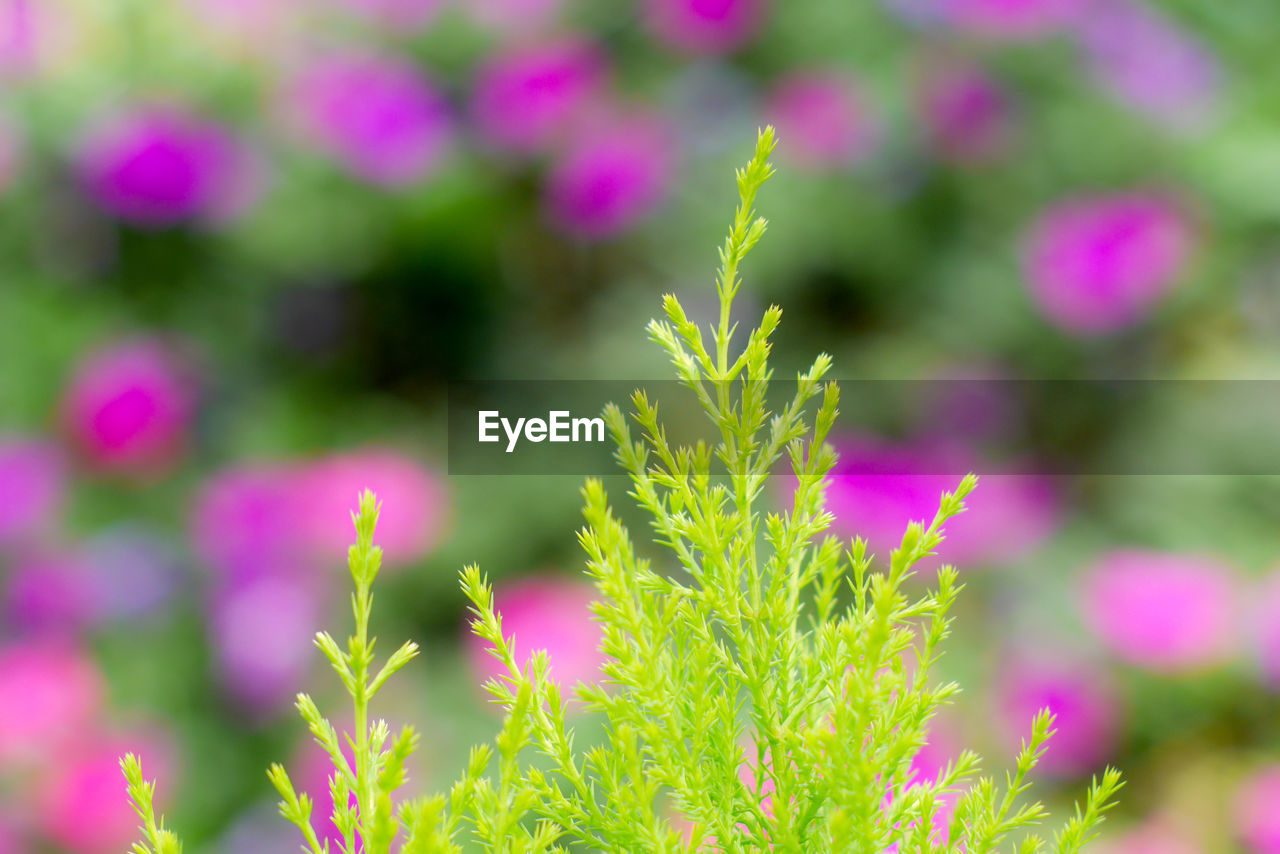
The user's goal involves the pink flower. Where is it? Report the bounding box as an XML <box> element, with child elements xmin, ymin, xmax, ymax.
<box><xmin>211</xmin><ymin>575</ymin><xmax>321</xmax><ymax>712</ymax></box>
<box><xmin>1079</xmin><ymin>550</ymin><xmax>1238</xmax><ymax>672</ymax></box>
<box><xmin>644</xmin><ymin>0</ymin><xmax>766</xmax><ymax>54</ymax></box>
<box><xmin>1248</xmin><ymin>571</ymin><xmax>1280</xmax><ymax>688</ymax></box>
<box><xmin>330</xmin><ymin>0</ymin><xmax>443</xmax><ymax>28</ymax></box>
<box><xmin>0</xmin><ymin>639</ymin><xmax>102</xmax><ymax>767</ymax></box>
<box><xmin>1022</xmin><ymin>193</ymin><xmax>1192</xmax><ymax>334</ymax></box>
<box><xmin>824</xmin><ymin>437</ymin><xmax>1059</xmax><ymax>569</ymax></box>
<box><xmin>765</xmin><ymin>72</ymin><xmax>879</xmax><ymax>170</ymax></box>
<box><xmin>1073</xmin><ymin>0</ymin><xmax>1219</xmax><ymax>132</ymax></box>
<box><xmin>996</xmin><ymin>654</ymin><xmax>1119</xmax><ymax>776</ymax></box>
<box><xmin>1235</xmin><ymin>765</ymin><xmax>1280</xmax><ymax>854</ymax></box>
<box><xmin>191</xmin><ymin>464</ymin><xmax>309</xmax><ymax>582</ymax></box>
<box><xmin>0</xmin><ymin>0</ymin><xmax>77</xmax><ymax>77</ymax></box>
<box><xmin>61</xmin><ymin>339</ymin><xmax>196</xmax><ymax>474</ymax></box>
<box><xmin>463</xmin><ymin>0</ymin><xmax>562</xmax><ymax>32</ymax></box>
<box><xmin>544</xmin><ymin>115</ymin><xmax>673</xmax><ymax>238</ymax></box>
<box><xmin>298</xmin><ymin>449</ymin><xmax>447</xmax><ymax>568</ymax></box>
<box><xmin>914</xmin><ymin>60</ymin><xmax>1014</xmax><ymax>163</ymax></box>
<box><xmin>471</xmin><ymin>39</ymin><xmax>607</xmax><ymax>154</ymax></box>
<box><xmin>0</xmin><ymin>438</ymin><xmax>63</xmax><ymax>546</ymax></box>
<box><xmin>37</xmin><ymin>733</ymin><xmax>173</xmax><ymax>854</ymax></box>
<box><xmin>467</xmin><ymin>574</ymin><xmax>604</xmax><ymax>692</ymax></box>
<box><xmin>76</xmin><ymin>105</ymin><xmax>256</xmax><ymax>226</ymax></box>
<box><xmin>942</xmin><ymin>0</ymin><xmax>1086</xmax><ymax>39</ymax></box>
<box><xmin>284</xmin><ymin>51</ymin><xmax>452</xmax><ymax>186</ymax></box>
<box><xmin>1094</xmin><ymin>821</ymin><xmax>1201</xmax><ymax>854</ymax></box>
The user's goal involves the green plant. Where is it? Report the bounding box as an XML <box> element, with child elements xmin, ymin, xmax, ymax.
<box><xmin>123</xmin><ymin>127</ymin><xmax>1121</xmax><ymax>853</ymax></box>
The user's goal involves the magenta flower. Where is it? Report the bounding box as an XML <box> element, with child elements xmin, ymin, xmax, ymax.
<box><xmin>824</xmin><ymin>437</ymin><xmax>1058</xmax><ymax>569</ymax></box>
<box><xmin>191</xmin><ymin>463</ymin><xmax>309</xmax><ymax>583</ymax></box>
<box><xmin>914</xmin><ymin>60</ymin><xmax>1014</xmax><ymax>164</ymax></box>
<box><xmin>471</xmin><ymin>38</ymin><xmax>607</xmax><ymax>154</ymax></box>
<box><xmin>298</xmin><ymin>449</ymin><xmax>448</xmax><ymax>568</ymax></box>
<box><xmin>644</xmin><ymin>0</ymin><xmax>766</xmax><ymax>54</ymax></box>
<box><xmin>76</xmin><ymin>105</ymin><xmax>256</xmax><ymax>227</ymax></box>
<box><xmin>211</xmin><ymin>575</ymin><xmax>321</xmax><ymax>712</ymax></box>
<box><xmin>1073</xmin><ymin>0</ymin><xmax>1219</xmax><ymax>132</ymax></box>
<box><xmin>4</xmin><ymin>549</ymin><xmax>96</xmax><ymax>631</ymax></box>
<box><xmin>765</xmin><ymin>72</ymin><xmax>879</xmax><ymax>171</ymax></box>
<box><xmin>467</xmin><ymin>574</ymin><xmax>604</xmax><ymax>693</ymax></box>
<box><xmin>37</xmin><ymin>732</ymin><xmax>173</xmax><ymax>854</ymax></box>
<box><xmin>1079</xmin><ymin>550</ymin><xmax>1238</xmax><ymax>672</ymax></box>
<box><xmin>0</xmin><ymin>639</ymin><xmax>102</xmax><ymax>767</ymax></box>
<box><xmin>61</xmin><ymin>339</ymin><xmax>195</xmax><ymax>474</ymax></box>
<box><xmin>942</xmin><ymin>0</ymin><xmax>1086</xmax><ymax>39</ymax></box>
<box><xmin>285</xmin><ymin>51</ymin><xmax>452</xmax><ymax>186</ymax></box>
<box><xmin>0</xmin><ymin>437</ymin><xmax>63</xmax><ymax>547</ymax></box>
<box><xmin>544</xmin><ymin>115</ymin><xmax>673</xmax><ymax>238</ymax></box>
<box><xmin>996</xmin><ymin>653</ymin><xmax>1119</xmax><ymax>776</ymax></box>
<box><xmin>1022</xmin><ymin>193</ymin><xmax>1192</xmax><ymax>334</ymax></box>
<box><xmin>1235</xmin><ymin>765</ymin><xmax>1280</xmax><ymax>854</ymax></box>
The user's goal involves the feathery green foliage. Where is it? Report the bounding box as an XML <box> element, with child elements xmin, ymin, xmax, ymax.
<box><xmin>123</xmin><ymin>128</ymin><xmax>1121</xmax><ymax>853</ymax></box>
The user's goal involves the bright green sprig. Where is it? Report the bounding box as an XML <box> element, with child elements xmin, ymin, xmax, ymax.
<box><xmin>122</xmin><ymin>754</ymin><xmax>183</xmax><ymax>854</ymax></box>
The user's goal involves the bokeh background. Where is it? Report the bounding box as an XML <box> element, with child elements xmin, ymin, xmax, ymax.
<box><xmin>2</xmin><ymin>0</ymin><xmax>1280</xmax><ymax>850</ymax></box>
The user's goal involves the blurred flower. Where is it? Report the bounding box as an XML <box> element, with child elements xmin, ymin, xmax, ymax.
<box><xmin>1094</xmin><ymin>819</ymin><xmax>1202</xmax><ymax>854</ymax></box>
<box><xmin>37</xmin><ymin>732</ymin><xmax>172</xmax><ymax>854</ymax></box>
<box><xmin>466</xmin><ymin>574</ymin><xmax>604</xmax><ymax>692</ymax></box>
<box><xmin>0</xmin><ymin>818</ymin><xmax>20</xmax><ymax>854</ymax></box>
<box><xmin>1250</xmin><ymin>571</ymin><xmax>1280</xmax><ymax>688</ymax></box>
<box><xmin>471</xmin><ymin>38</ymin><xmax>607</xmax><ymax>154</ymax></box>
<box><xmin>1022</xmin><ymin>193</ymin><xmax>1192</xmax><ymax>334</ymax></box>
<box><xmin>76</xmin><ymin>105</ymin><xmax>257</xmax><ymax>227</ymax></box>
<box><xmin>4</xmin><ymin>549</ymin><xmax>95</xmax><ymax>631</ymax></box>
<box><xmin>299</xmin><ymin>449</ymin><xmax>447</xmax><ymax>568</ymax></box>
<box><xmin>211</xmin><ymin>575</ymin><xmax>321</xmax><ymax>712</ymax></box>
<box><xmin>218</xmin><ymin>806</ymin><xmax>304</xmax><ymax>854</ymax></box>
<box><xmin>0</xmin><ymin>0</ymin><xmax>78</xmax><ymax>77</ymax></box>
<box><xmin>914</xmin><ymin>59</ymin><xmax>1015</xmax><ymax>164</ymax></box>
<box><xmin>644</xmin><ymin>0</ymin><xmax>766</xmax><ymax>54</ymax></box>
<box><xmin>824</xmin><ymin>437</ymin><xmax>1059</xmax><ymax>569</ymax></box>
<box><xmin>192</xmin><ymin>463</ymin><xmax>308</xmax><ymax>583</ymax></box>
<box><xmin>61</xmin><ymin>339</ymin><xmax>196</xmax><ymax>474</ymax></box>
<box><xmin>1079</xmin><ymin>550</ymin><xmax>1238</xmax><ymax>672</ymax></box>
<box><xmin>1235</xmin><ymin>765</ymin><xmax>1280</xmax><ymax>854</ymax></box>
<box><xmin>0</xmin><ymin>639</ymin><xmax>101</xmax><ymax>767</ymax></box>
<box><xmin>544</xmin><ymin>114</ymin><xmax>673</xmax><ymax>238</ymax></box>
<box><xmin>996</xmin><ymin>653</ymin><xmax>1119</xmax><ymax>776</ymax></box>
<box><xmin>331</xmin><ymin>0</ymin><xmax>443</xmax><ymax>29</ymax></box>
<box><xmin>0</xmin><ymin>437</ymin><xmax>63</xmax><ymax>547</ymax></box>
<box><xmin>80</xmin><ymin>527</ymin><xmax>182</xmax><ymax>621</ymax></box>
<box><xmin>1073</xmin><ymin>0</ymin><xmax>1219</xmax><ymax>132</ymax></box>
<box><xmin>941</xmin><ymin>0</ymin><xmax>1085</xmax><ymax>39</ymax></box>
<box><xmin>284</xmin><ymin>51</ymin><xmax>452</xmax><ymax>186</ymax></box>
<box><xmin>464</xmin><ymin>0</ymin><xmax>563</xmax><ymax>32</ymax></box>
<box><xmin>764</xmin><ymin>71</ymin><xmax>879</xmax><ymax>171</ymax></box>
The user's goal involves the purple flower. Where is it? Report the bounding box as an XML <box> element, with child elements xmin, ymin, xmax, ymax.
<box><xmin>297</xmin><ymin>449</ymin><xmax>448</xmax><ymax>569</ymax></box>
<box><xmin>1073</xmin><ymin>0</ymin><xmax>1220</xmax><ymax>132</ymax></box>
<box><xmin>1235</xmin><ymin>765</ymin><xmax>1280</xmax><ymax>854</ymax></box>
<box><xmin>1079</xmin><ymin>550</ymin><xmax>1238</xmax><ymax>672</ymax></box>
<box><xmin>644</xmin><ymin>0</ymin><xmax>766</xmax><ymax>54</ymax></box>
<box><xmin>764</xmin><ymin>72</ymin><xmax>879</xmax><ymax>170</ymax></box>
<box><xmin>466</xmin><ymin>574</ymin><xmax>604</xmax><ymax>695</ymax></box>
<box><xmin>544</xmin><ymin>115</ymin><xmax>673</xmax><ymax>238</ymax></box>
<box><xmin>942</xmin><ymin>0</ymin><xmax>1086</xmax><ymax>39</ymax></box>
<box><xmin>914</xmin><ymin>60</ymin><xmax>1015</xmax><ymax>163</ymax></box>
<box><xmin>996</xmin><ymin>653</ymin><xmax>1120</xmax><ymax>776</ymax></box>
<box><xmin>824</xmin><ymin>437</ymin><xmax>1059</xmax><ymax>569</ymax></box>
<box><xmin>1022</xmin><ymin>192</ymin><xmax>1192</xmax><ymax>334</ymax></box>
<box><xmin>191</xmin><ymin>464</ymin><xmax>309</xmax><ymax>583</ymax></box>
<box><xmin>471</xmin><ymin>38</ymin><xmax>607</xmax><ymax>154</ymax></box>
<box><xmin>61</xmin><ymin>339</ymin><xmax>196</xmax><ymax>475</ymax></box>
<box><xmin>80</xmin><ymin>527</ymin><xmax>182</xmax><ymax>621</ymax></box>
<box><xmin>4</xmin><ymin>549</ymin><xmax>96</xmax><ymax>632</ymax></box>
<box><xmin>211</xmin><ymin>575</ymin><xmax>321</xmax><ymax>712</ymax></box>
<box><xmin>76</xmin><ymin>105</ymin><xmax>257</xmax><ymax>227</ymax></box>
<box><xmin>285</xmin><ymin>51</ymin><xmax>452</xmax><ymax>186</ymax></box>
<box><xmin>0</xmin><ymin>437</ymin><xmax>63</xmax><ymax>547</ymax></box>
<box><xmin>463</xmin><ymin>0</ymin><xmax>563</xmax><ymax>32</ymax></box>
